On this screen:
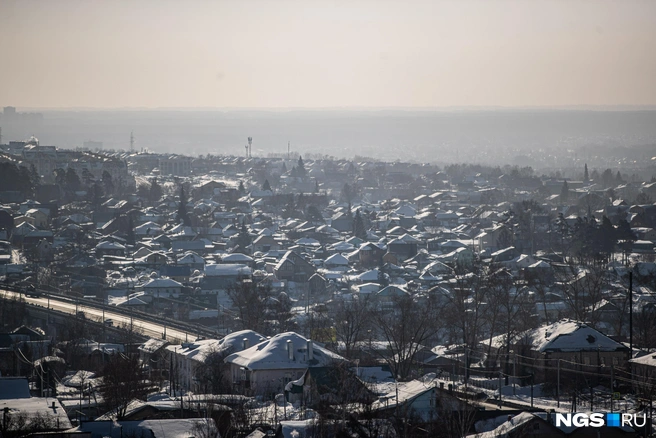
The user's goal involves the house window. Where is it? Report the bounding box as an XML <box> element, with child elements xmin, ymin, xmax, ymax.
<box><xmin>583</xmin><ymin>356</ymin><xmax>590</xmax><ymax>365</ymax></box>
<box><xmin>600</xmin><ymin>357</ymin><xmax>606</xmax><ymax>366</ymax></box>
<box><xmin>612</xmin><ymin>356</ymin><xmax>619</xmax><ymax>366</ymax></box>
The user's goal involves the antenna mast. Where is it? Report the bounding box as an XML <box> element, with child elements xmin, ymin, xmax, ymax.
<box><xmin>247</xmin><ymin>137</ymin><xmax>252</xmax><ymax>158</ymax></box>
<box><xmin>130</xmin><ymin>131</ymin><xmax>134</xmax><ymax>153</ymax></box>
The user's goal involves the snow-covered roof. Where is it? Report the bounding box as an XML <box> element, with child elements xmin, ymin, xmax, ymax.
<box><xmin>371</xmin><ymin>375</ymin><xmax>436</xmax><ymax>411</ymax></box>
<box><xmin>295</xmin><ymin>237</ymin><xmax>320</xmax><ymax>246</ymax></box>
<box><xmin>489</xmin><ymin>319</ymin><xmax>628</xmax><ymax>353</ymax></box>
<box><xmin>134</xmin><ymin>221</ymin><xmax>162</xmax><ymax>234</ymax></box>
<box><xmin>205</xmin><ymin>263</ymin><xmax>251</xmax><ymax>277</ymax></box>
<box><xmin>329</xmin><ymin>241</ymin><xmax>355</xmax><ymax>251</ymax></box>
<box><xmin>630</xmin><ymin>352</ymin><xmax>656</xmax><ymax>367</ymax></box>
<box><xmin>62</xmin><ymin>370</ymin><xmax>97</xmax><ymax>388</ymax></box>
<box><xmin>325</xmin><ymin>253</ymin><xmax>349</xmax><ymax>265</ymax></box>
<box><xmin>356</xmin><ymin>269</ymin><xmax>380</xmax><ymax>282</ymax></box>
<box><xmin>177</xmin><ymin>251</ymin><xmax>205</xmax><ymax>264</ymax></box>
<box><xmin>142</xmin><ymin>278</ymin><xmax>183</xmax><ymax>288</ymax></box>
<box><xmin>475</xmin><ymin>412</ymin><xmax>537</xmax><ymax>438</ymax></box>
<box><xmin>225</xmin><ymin>332</ymin><xmax>345</xmax><ymax>370</ymax></box>
<box><xmin>167</xmin><ymin>330</ymin><xmax>266</xmax><ymax>363</ymax></box>
<box><xmin>139</xmin><ymin>338</ymin><xmax>169</xmax><ymax>354</ymax></box>
<box><xmin>528</xmin><ymin>260</ymin><xmax>551</xmax><ymax>269</ymax></box>
<box><xmin>0</xmin><ymin>378</ymin><xmax>72</xmax><ymax>430</ymax></box>
<box><xmin>222</xmin><ymin>253</ymin><xmax>254</xmax><ymax>263</ymax></box>
<box><xmin>96</xmin><ymin>241</ymin><xmax>126</xmax><ymax>250</ymax></box>
<box><xmin>394</xmin><ymin>205</ymin><xmax>416</xmax><ymax>216</ymax></box>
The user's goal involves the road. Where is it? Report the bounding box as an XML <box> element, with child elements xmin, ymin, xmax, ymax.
<box><xmin>1</xmin><ymin>289</ymin><xmax>201</xmax><ymax>343</ymax></box>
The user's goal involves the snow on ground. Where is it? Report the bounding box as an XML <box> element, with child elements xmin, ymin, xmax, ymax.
<box><xmin>245</xmin><ymin>398</ymin><xmax>316</xmax><ymax>425</ymax></box>
<box><xmin>61</xmin><ymin>370</ymin><xmax>98</xmax><ymax>388</ymax></box>
<box><xmin>70</xmin><ymin>419</ymin><xmax>216</xmax><ymax>438</ymax></box>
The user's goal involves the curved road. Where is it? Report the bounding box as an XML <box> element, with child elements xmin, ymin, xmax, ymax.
<box><xmin>2</xmin><ymin>289</ymin><xmax>202</xmax><ymax>343</ymax></box>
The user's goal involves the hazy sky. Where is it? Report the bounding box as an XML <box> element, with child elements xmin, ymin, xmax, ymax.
<box><xmin>1</xmin><ymin>0</ymin><xmax>655</xmax><ymax>109</ymax></box>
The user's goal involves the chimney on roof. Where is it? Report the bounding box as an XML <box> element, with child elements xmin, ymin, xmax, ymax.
<box><xmin>243</xmin><ymin>338</ymin><xmax>249</xmax><ymax>350</ymax></box>
<box><xmin>287</xmin><ymin>339</ymin><xmax>294</xmax><ymax>360</ymax></box>
<box><xmin>307</xmin><ymin>340</ymin><xmax>314</xmax><ymax>361</ymax></box>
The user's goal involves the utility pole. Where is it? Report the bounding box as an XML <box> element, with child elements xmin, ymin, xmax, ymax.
<box><xmin>629</xmin><ymin>270</ymin><xmax>633</xmax><ymax>359</ymax></box>
<box><xmin>557</xmin><ymin>359</ymin><xmax>561</xmax><ymax>408</ymax></box>
<box><xmin>611</xmin><ymin>365</ymin><xmax>615</xmax><ymax>412</ymax></box>
<box><xmin>498</xmin><ymin>371</ymin><xmax>502</xmax><ymax>409</ymax></box>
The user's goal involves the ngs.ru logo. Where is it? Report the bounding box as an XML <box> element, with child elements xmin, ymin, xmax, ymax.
<box><xmin>555</xmin><ymin>412</ymin><xmax>647</xmax><ymax>428</ymax></box>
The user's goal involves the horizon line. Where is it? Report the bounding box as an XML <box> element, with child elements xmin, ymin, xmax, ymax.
<box><xmin>8</xmin><ymin>104</ymin><xmax>656</xmax><ymax>112</ymax></box>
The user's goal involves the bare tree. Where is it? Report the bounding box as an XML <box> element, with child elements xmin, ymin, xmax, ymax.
<box><xmin>333</xmin><ymin>295</ymin><xmax>372</xmax><ymax>360</ymax></box>
<box><xmin>227</xmin><ymin>280</ymin><xmax>273</xmax><ymax>335</ymax></box>
<box><xmin>372</xmin><ymin>294</ymin><xmax>440</xmax><ymax>380</ymax></box>
<box><xmin>488</xmin><ymin>268</ymin><xmax>534</xmax><ymax>382</ymax></box>
<box><xmin>194</xmin><ymin>346</ymin><xmax>234</xmax><ymax>394</ymax></box>
<box><xmin>0</xmin><ymin>411</ymin><xmax>58</xmax><ymax>438</ymax></box>
<box><xmin>99</xmin><ymin>353</ymin><xmax>151</xmax><ymax>419</ymax></box>
<box><xmin>634</xmin><ymin>305</ymin><xmax>656</xmax><ymax>350</ymax></box>
<box><xmin>439</xmin><ymin>271</ymin><xmax>488</xmax><ymax>379</ymax></box>
<box><xmin>555</xmin><ymin>263</ymin><xmax>608</xmax><ymax>327</ymax></box>
<box><xmin>521</xmin><ymin>266</ymin><xmax>555</xmax><ymax>324</ymax></box>
<box><xmin>0</xmin><ymin>292</ymin><xmax>27</xmax><ymax>330</ymax></box>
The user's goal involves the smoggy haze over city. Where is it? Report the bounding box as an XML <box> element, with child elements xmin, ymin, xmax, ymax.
<box><xmin>1</xmin><ymin>0</ymin><xmax>656</xmax><ymax>109</ymax></box>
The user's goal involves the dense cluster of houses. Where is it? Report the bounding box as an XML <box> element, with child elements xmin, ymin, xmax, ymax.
<box><xmin>1</xmin><ymin>149</ymin><xmax>656</xmax><ymax>436</ymax></box>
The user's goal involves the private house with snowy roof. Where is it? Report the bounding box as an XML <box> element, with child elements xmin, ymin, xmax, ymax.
<box><xmin>252</xmin><ymin>235</ymin><xmax>281</xmax><ymax>253</ymax></box>
<box><xmin>0</xmin><ymin>377</ymin><xmax>72</xmax><ymax>433</ymax></box>
<box><xmin>142</xmin><ymin>277</ymin><xmax>184</xmax><ymax>298</ymax></box>
<box><xmin>138</xmin><ymin>338</ymin><xmax>170</xmax><ymax>376</ymax></box>
<box><xmin>285</xmin><ymin>364</ymin><xmax>375</xmax><ymax>408</ymax></box>
<box><xmin>629</xmin><ymin>352</ymin><xmax>656</xmax><ymax>393</ymax></box>
<box><xmin>387</xmin><ymin>233</ymin><xmax>420</xmax><ymax>261</ymax></box>
<box><xmin>166</xmin><ymin>330</ymin><xmax>266</xmax><ymax>393</ymax></box>
<box><xmin>197</xmin><ymin>263</ymin><xmax>252</xmax><ymax>307</ymax></box>
<box><xmin>370</xmin><ymin>376</ymin><xmax>466</xmax><ymax>422</ymax></box>
<box><xmin>224</xmin><ymin>331</ymin><xmax>346</xmax><ymax>395</ymax></box>
<box><xmin>95</xmin><ymin>240</ymin><xmax>126</xmax><ymax>258</ymax></box>
<box><xmin>273</xmin><ymin>250</ymin><xmax>316</xmax><ymax>283</ymax></box>
<box><xmin>358</xmin><ymin>242</ymin><xmax>386</xmax><ymax>268</ymax></box>
<box><xmin>486</xmin><ymin>319</ymin><xmax>629</xmax><ymax>385</ymax></box>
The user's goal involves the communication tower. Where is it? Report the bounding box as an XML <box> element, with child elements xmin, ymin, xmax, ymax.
<box><xmin>130</xmin><ymin>131</ymin><xmax>134</xmax><ymax>153</ymax></box>
<box><xmin>248</xmin><ymin>137</ymin><xmax>253</xmax><ymax>158</ymax></box>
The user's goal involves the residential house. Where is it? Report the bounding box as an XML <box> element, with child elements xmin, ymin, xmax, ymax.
<box><xmin>142</xmin><ymin>278</ymin><xmax>184</xmax><ymax>299</ymax></box>
<box><xmin>274</xmin><ymin>251</ymin><xmax>316</xmax><ymax>283</ymax></box>
<box><xmin>370</xmin><ymin>376</ymin><xmax>467</xmax><ymax>422</ymax></box>
<box><xmin>95</xmin><ymin>241</ymin><xmax>126</xmax><ymax>258</ymax></box>
<box><xmin>486</xmin><ymin>319</ymin><xmax>630</xmax><ymax>385</ymax></box>
<box><xmin>252</xmin><ymin>235</ymin><xmax>281</xmax><ymax>253</ymax></box>
<box><xmin>167</xmin><ymin>330</ymin><xmax>265</xmax><ymax>392</ymax></box>
<box><xmin>358</xmin><ymin>242</ymin><xmax>386</xmax><ymax>268</ymax></box>
<box><xmin>225</xmin><ymin>331</ymin><xmax>346</xmax><ymax>395</ymax></box>
<box><xmin>25</xmin><ymin>208</ymin><xmax>48</xmax><ymax>228</ymax></box>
